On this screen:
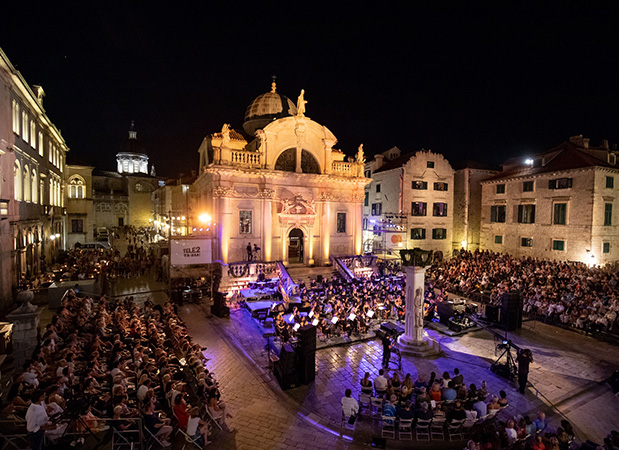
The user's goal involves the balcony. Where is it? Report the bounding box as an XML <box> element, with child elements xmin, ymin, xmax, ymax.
<box><xmin>230</xmin><ymin>150</ymin><xmax>261</xmax><ymax>167</ymax></box>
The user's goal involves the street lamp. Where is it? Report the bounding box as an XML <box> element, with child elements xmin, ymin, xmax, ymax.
<box><xmin>198</xmin><ymin>213</ymin><xmax>211</xmax><ymax>224</ymax></box>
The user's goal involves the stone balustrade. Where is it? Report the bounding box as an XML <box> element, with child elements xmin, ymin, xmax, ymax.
<box><xmin>231</xmin><ymin>150</ymin><xmax>261</xmax><ymax>166</ymax></box>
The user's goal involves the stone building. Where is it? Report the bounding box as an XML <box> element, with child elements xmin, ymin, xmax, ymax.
<box><xmin>480</xmin><ymin>136</ymin><xmax>619</xmax><ymax>264</ymax></box>
<box><xmin>190</xmin><ymin>82</ymin><xmax>369</xmax><ymax>265</ymax></box>
<box><xmin>363</xmin><ymin>148</ymin><xmax>455</xmax><ymax>259</ymax></box>
<box><xmin>65</xmin><ymin>160</ymin><xmax>94</xmax><ymax>248</ymax></box>
<box><xmin>0</xmin><ymin>47</ymin><xmax>68</xmax><ymax>309</ymax></box>
<box><xmin>452</xmin><ymin>161</ymin><xmax>499</xmax><ymax>252</ymax></box>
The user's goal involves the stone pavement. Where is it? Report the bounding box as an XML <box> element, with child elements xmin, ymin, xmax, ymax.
<box><xmin>178</xmin><ymin>304</ymin><xmax>368</xmax><ymax>450</ymax></box>
<box><xmin>208</xmin><ymin>306</ymin><xmax>619</xmax><ymax>446</ymax></box>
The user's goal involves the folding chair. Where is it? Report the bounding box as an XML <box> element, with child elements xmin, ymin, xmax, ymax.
<box><xmin>370</xmin><ymin>397</ymin><xmax>383</xmax><ymax>417</ymax></box>
<box><xmin>341</xmin><ymin>410</ymin><xmax>356</xmax><ymax>431</ymax></box>
<box><xmin>431</xmin><ymin>417</ymin><xmax>446</xmax><ymax>440</ymax></box>
<box><xmin>398</xmin><ymin>418</ymin><xmax>413</xmax><ymax>440</ymax></box>
<box><xmin>204</xmin><ymin>406</ymin><xmax>223</xmax><ymax>430</ymax></box>
<box><xmin>462</xmin><ymin>418</ymin><xmax>477</xmax><ymax>438</ymax></box>
<box><xmin>416</xmin><ymin>419</ymin><xmax>431</xmax><ymax>440</ymax></box>
<box><xmin>179</xmin><ymin>428</ymin><xmax>203</xmax><ymax>450</ymax></box>
<box><xmin>358</xmin><ymin>393</ymin><xmax>371</xmax><ymax>415</ymax></box>
<box><xmin>143</xmin><ymin>425</ymin><xmax>171</xmax><ymax>449</ymax></box>
<box><xmin>381</xmin><ymin>415</ymin><xmax>396</xmax><ymax>439</ymax></box>
<box><xmin>447</xmin><ymin>419</ymin><xmax>465</xmax><ymax>441</ymax></box>
<box><xmin>112</xmin><ymin>427</ymin><xmax>134</xmax><ymax>450</ymax></box>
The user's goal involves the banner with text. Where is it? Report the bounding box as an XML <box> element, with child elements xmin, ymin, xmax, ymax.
<box><xmin>170</xmin><ymin>238</ymin><xmax>212</xmax><ymax>266</ymax></box>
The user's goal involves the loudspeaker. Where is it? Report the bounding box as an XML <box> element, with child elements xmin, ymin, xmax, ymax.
<box><xmin>437</xmin><ymin>300</ymin><xmax>455</xmax><ymax>325</ymax></box>
<box><xmin>296</xmin><ymin>351</ymin><xmax>316</xmax><ymax>384</ymax></box>
<box><xmin>278</xmin><ymin>344</ymin><xmax>296</xmax><ymax>374</ymax></box>
<box><xmin>212</xmin><ymin>292</ymin><xmax>229</xmax><ymax>318</ymax></box>
<box><xmin>501</xmin><ymin>292</ymin><xmax>522</xmax><ymax>331</ymax></box>
<box><xmin>274</xmin><ymin>362</ymin><xmax>298</xmax><ymax>390</ymax></box>
<box><xmin>297</xmin><ymin>325</ymin><xmax>316</xmax><ymax>353</ymax></box>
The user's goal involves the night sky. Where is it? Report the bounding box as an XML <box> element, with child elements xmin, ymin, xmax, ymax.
<box><xmin>3</xmin><ymin>3</ymin><xmax>619</xmax><ymax>177</ymax></box>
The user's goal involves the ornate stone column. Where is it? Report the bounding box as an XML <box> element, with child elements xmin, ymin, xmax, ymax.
<box><xmin>307</xmin><ymin>225</ymin><xmax>314</xmax><ymax>266</ymax></box>
<box><xmin>397</xmin><ymin>249</ymin><xmax>440</xmax><ymax>357</ymax></box>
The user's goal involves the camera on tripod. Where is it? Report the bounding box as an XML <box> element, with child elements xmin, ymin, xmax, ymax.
<box><xmin>497</xmin><ymin>339</ymin><xmax>511</xmax><ymax>350</ymax></box>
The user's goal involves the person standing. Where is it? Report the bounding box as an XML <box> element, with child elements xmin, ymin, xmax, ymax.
<box><xmin>381</xmin><ymin>334</ymin><xmax>392</xmax><ymax>367</ymax></box>
<box><xmin>517</xmin><ymin>348</ymin><xmax>533</xmax><ymax>394</ymax></box>
<box><xmin>25</xmin><ymin>390</ymin><xmax>54</xmax><ymax>450</ymax></box>
<box><xmin>246</xmin><ymin>242</ymin><xmax>253</xmax><ymax>261</ymax></box>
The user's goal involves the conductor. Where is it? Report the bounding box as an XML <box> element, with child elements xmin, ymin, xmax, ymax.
<box><xmin>516</xmin><ymin>348</ymin><xmax>533</xmax><ymax>394</ymax></box>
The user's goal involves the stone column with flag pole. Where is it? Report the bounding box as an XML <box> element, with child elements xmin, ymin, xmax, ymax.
<box><xmin>397</xmin><ymin>248</ymin><xmax>440</xmax><ymax>357</ymax></box>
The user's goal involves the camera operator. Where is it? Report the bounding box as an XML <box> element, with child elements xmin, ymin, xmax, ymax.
<box><xmin>381</xmin><ymin>333</ymin><xmax>392</xmax><ymax>367</ymax></box>
<box><xmin>25</xmin><ymin>390</ymin><xmax>56</xmax><ymax>450</ymax></box>
<box><xmin>516</xmin><ymin>348</ymin><xmax>533</xmax><ymax>394</ymax></box>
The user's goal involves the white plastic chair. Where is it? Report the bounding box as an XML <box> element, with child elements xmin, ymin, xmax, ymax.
<box><xmin>398</xmin><ymin>418</ymin><xmax>413</xmax><ymax>440</ymax></box>
<box><xmin>431</xmin><ymin>417</ymin><xmax>446</xmax><ymax>440</ymax></box>
<box><xmin>447</xmin><ymin>418</ymin><xmax>465</xmax><ymax>441</ymax></box>
<box><xmin>416</xmin><ymin>419</ymin><xmax>431</xmax><ymax>440</ymax></box>
<box><xmin>381</xmin><ymin>415</ymin><xmax>396</xmax><ymax>439</ymax></box>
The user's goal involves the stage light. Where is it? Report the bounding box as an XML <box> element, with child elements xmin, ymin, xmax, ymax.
<box><xmin>525</xmin><ymin>158</ymin><xmax>534</xmax><ymax>166</ymax></box>
<box><xmin>293</xmin><ymin>323</ymin><xmax>300</xmax><ymax>332</ymax></box>
<box><xmin>331</xmin><ymin>316</ymin><xmax>339</xmax><ymax>324</ymax></box>
<box><xmin>312</xmin><ymin>319</ymin><xmax>319</xmax><ymax>326</ymax></box>
<box><xmin>366</xmin><ymin>310</ymin><xmax>375</xmax><ymax>318</ymax></box>
<box><xmin>198</xmin><ymin>213</ymin><xmax>211</xmax><ymax>223</ymax></box>
<box><xmin>348</xmin><ymin>313</ymin><xmax>356</xmax><ymax>321</ymax></box>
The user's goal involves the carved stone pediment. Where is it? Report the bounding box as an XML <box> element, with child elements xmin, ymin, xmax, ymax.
<box><xmin>278</xmin><ymin>194</ymin><xmax>316</xmax><ymax>226</ymax></box>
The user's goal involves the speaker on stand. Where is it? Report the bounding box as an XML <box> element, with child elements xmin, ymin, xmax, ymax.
<box><xmin>296</xmin><ymin>325</ymin><xmax>316</xmax><ymax>384</ymax></box>
<box><xmin>500</xmin><ymin>292</ymin><xmax>522</xmax><ymax>331</ymax></box>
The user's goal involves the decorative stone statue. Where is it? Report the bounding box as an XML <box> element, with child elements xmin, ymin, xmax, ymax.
<box><xmin>221</xmin><ymin>123</ymin><xmax>231</xmax><ymax>147</ymax></box>
<box><xmin>399</xmin><ymin>248</ymin><xmax>434</xmax><ymax>267</ymax></box>
<box><xmin>296</xmin><ymin>89</ymin><xmax>307</xmax><ymax>117</ymax></box>
<box><xmin>255</xmin><ymin>129</ymin><xmax>266</xmax><ymax>150</ymax></box>
<box><xmin>356</xmin><ymin>144</ymin><xmax>365</xmax><ymax>164</ymax></box>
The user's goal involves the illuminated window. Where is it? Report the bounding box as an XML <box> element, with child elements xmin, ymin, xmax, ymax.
<box><xmin>432</xmin><ymin>228</ymin><xmax>446</xmax><ymax>239</ymax></box>
<box><xmin>23</xmin><ymin>165</ymin><xmax>30</xmax><ymax>202</ymax></box>
<box><xmin>411</xmin><ymin>202</ymin><xmax>426</xmax><ymax>216</ymax></box>
<box><xmin>14</xmin><ymin>161</ymin><xmax>22</xmax><ymax>201</ymax></box>
<box><xmin>521</xmin><ymin>237</ymin><xmax>533</xmax><ymax>247</ymax></box>
<box><xmin>69</xmin><ymin>176</ymin><xmax>85</xmax><ymax>199</ymax></box>
<box><xmin>48</xmin><ymin>142</ymin><xmax>53</xmax><ymax>162</ymax></box>
<box><xmin>21</xmin><ymin>111</ymin><xmax>28</xmax><ymax>141</ymax></box>
<box><xmin>239</xmin><ymin>210</ymin><xmax>252</xmax><ymax>234</ymax></box>
<box><xmin>12</xmin><ymin>100</ymin><xmax>19</xmax><ymax>134</ymax></box>
<box><xmin>31</xmin><ymin>169</ymin><xmax>38</xmax><ymax>204</ymax></box>
<box><xmin>38</xmin><ymin>131</ymin><xmax>43</xmax><ymax>156</ymax></box>
<box><xmin>39</xmin><ymin>180</ymin><xmax>44</xmax><ymax>205</ymax></box>
<box><xmin>30</xmin><ymin>121</ymin><xmax>36</xmax><ymax>147</ymax></box>
<box><xmin>433</xmin><ymin>202</ymin><xmax>447</xmax><ymax>217</ymax></box>
<box><xmin>337</xmin><ymin>213</ymin><xmax>346</xmax><ymax>233</ymax></box>
<box><xmin>410</xmin><ymin>228</ymin><xmax>425</xmax><ymax>240</ymax></box>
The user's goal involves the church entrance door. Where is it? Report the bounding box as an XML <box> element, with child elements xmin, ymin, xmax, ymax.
<box><xmin>288</xmin><ymin>228</ymin><xmax>304</xmax><ymax>264</ymax></box>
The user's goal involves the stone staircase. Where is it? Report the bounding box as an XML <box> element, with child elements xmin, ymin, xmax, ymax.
<box><xmin>286</xmin><ymin>265</ymin><xmax>337</xmax><ymax>286</ymax></box>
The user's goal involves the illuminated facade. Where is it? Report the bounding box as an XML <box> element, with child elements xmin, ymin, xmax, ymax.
<box><xmin>480</xmin><ymin>136</ymin><xmax>619</xmax><ymax>264</ymax></box>
<box><xmin>363</xmin><ymin>148</ymin><xmax>455</xmax><ymax>259</ymax></box>
<box><xmin>0</xmin><ymin>47</ymin><xmax>68</xmax><ymax>309</ymax></box>
<box><xmin>191</xmin><ymin>82</ymin><xmax>369</xmax><ymax>265</ymax></box>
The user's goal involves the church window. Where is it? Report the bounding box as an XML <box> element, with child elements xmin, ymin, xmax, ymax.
<box><xmin>337</xmin><ymin>213</ymin><xmax>346</xmax><ymax>233</ymax></box>
<box><xmin>239</xmin><ymin>210</ymin><xmax>252</xmax><ymax>234</ymax></box>
<box><xmin>135</xmin><ymin>182</ymin><xmax>145</xmax><ymax>192</ymax></box>
<box><xmin>411</xmin><ymin>228</ymin><xmax>425</xmax><ymax>240</ymax></box>
<box><xmin>301</xmin><ymin>150</ymin><xmax>320</xmax><ymax>174</ymax></box>
<box><xmin>69</xmin><ymin>176</ymin><xmax>86</xmax><ymax>199</ymax></box>
<box><xmin>95</xmin><ymin>203</ymin><xmax>112</xmax><ymax>212</ymax></box>
<box><xmin>274</xmin><ymin>149</ymin><xmax>296</xmax><ymax>172</ymax></box>
<box><xmin>411</xmin><ymin>202</ymin><xmax>427</xmax><ymax>216</ymax></box>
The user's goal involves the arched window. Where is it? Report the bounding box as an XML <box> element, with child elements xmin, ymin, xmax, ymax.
<box><xmin>23</xmin><ymin>165</ymin><xmax>30</xmax><ymax>202</ymax></box>
<box><xmin>14</xmin><ymin>161</ymin><xmax>22</xmax><ymax>201</ymax></box>
<box><xmin>69</xmin><ymin>175</ymin><xmax>86</xmax><ymax>199</ymax></box>
<box><xmin>12</xmin><ymin>100</ymin><xmax>19</xmax><ymax>134</ymax></box>
<box><xmin>31</xmin><ymin>169</ymin><xmax>38</xmax><ymax>204</ymax></box>
<box><xmin>274</xmin><ymin>148</ymin><xmax>321</xmax><ymax>174</ymax></box>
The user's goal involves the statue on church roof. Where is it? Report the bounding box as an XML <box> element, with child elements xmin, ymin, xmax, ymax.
<box><xmin>221</xmin><ymin>123</ymin><xmax>231</xmax><ymax>147</ymax></box>
<box><xmin>296</xmin><ymin>89</ymin><xmax>307</xmax><ymax>117</ymax></box>
<box><xmin>356</xmin><ymin>144</ymin><xmax>365</xmax><ymax>164</ymax></box>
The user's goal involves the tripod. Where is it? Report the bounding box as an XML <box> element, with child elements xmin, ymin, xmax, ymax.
<box><xmin>388</xmin><ymin>334</ymin><xmax>403</xmax><ymax>371</ymax></box>
<box><xmin>491</xmin><ymin>339</ymin><xmax>518</xmax><ymax>380</ymax></box>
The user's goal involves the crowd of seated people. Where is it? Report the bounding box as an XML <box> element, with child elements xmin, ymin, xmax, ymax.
<box><xmin>0</xmin><ymin>291</ymin><xmax>229</xmax><ymax>449</ymax></box>
<box><xmin>273</xmin><ymin>274</ymin><xmax>407</xmax><ymax>343</ymax></box>
<box><xmin>427</xmin><ymin>250</ymin><xmax>619</xmax><ymax>335</ymax></box>
<box><xmin>341</xmin><ymin>366</ymin><xmax>578</xmax><ymax>449</ymax></box>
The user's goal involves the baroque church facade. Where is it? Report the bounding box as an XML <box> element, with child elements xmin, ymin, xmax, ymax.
<box><xmin>191</xmin><ymin>82</ymin><xmax>370</xmax><ymax>265</ymax></box>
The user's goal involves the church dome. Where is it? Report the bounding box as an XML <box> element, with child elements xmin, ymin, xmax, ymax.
<box><xmin>243</xmin><ymin>81</ymin><xmax>297</xmax><ymax>135</ymax></box>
